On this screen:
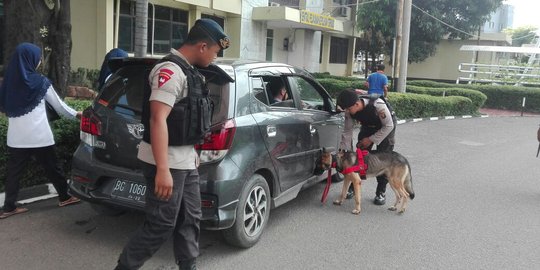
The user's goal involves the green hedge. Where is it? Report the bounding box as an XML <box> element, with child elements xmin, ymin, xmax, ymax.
<box><xmin>406</xmin><ymin>85</ymin><xmax>487</xmax><ymax>110</ymax></box>
<box><xmin>408</xmin><ymin>80</ymin><xmax>540</xmax><ymax>113</ymax></box>
<box><xmin>316</xmin><ymin>78</ymin><xmax>366</xmax><ymax>98</ymax></box>
<box><xmin>315</xmin><ymin>76</ymin><xmax>479</xmax><ymax>118</ymax></box>
<box><xmin>388</xmin><ymin>92</ymin><xmax>477</xmax><ymax>119</ymax></box>
<box><xmin>0</xmin><ymin>99</ymin><xmax>92</xmax><ymax>192</ymax></box>
<box><xmin>69</xmin><ymin>68</ymin><xmax>100</xmax><ymax>90</ymax></box>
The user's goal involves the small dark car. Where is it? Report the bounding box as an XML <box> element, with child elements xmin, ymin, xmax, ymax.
<box><xmin>69</xmin><ymin>58</ymin><xmax>344</xmax><ymax>248</ymax></box>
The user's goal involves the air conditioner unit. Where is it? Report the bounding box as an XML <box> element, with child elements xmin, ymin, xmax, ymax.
<box><xmin>269</xmin><ymin>2</ymin><xmax>280</xmax><ymax>7</ymax></box>
<box><xmin>339</xmin><ymin>6</ymin><xmax>351</xmax><ymax>17</ymax></box>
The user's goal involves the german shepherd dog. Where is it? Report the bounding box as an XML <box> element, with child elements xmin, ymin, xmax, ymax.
<box><xmin>320</xmin><ymin>148</ymin><xmax>415</xmax><ymax>215</ymax></box>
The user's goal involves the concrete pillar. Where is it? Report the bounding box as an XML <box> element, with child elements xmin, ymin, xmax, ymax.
<box><xmin>320</xmin><ymin>32</ymin><xmax>331</xmax><ymax>73</ymax></box>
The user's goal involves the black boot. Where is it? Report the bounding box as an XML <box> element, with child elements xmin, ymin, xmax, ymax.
<box><xmin>346</xmin><ymin>185</ymin><xmax>354</xmax><ymax>199</ymax></box>
<box><xmin>179</xmin><ymin>258</ymin><xmax>198</xmax><ymax>270</ymax></box>
<box><xmin>373</xmin><ymin>193</ymin><xmax>386</xmax><ymax>205</ymax></box>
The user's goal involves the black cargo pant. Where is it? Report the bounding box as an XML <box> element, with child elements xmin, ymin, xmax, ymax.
<box><xmin>3</xmin><ymin>145</ymin><xmax>71</xmax><ymax>212</ymax></box>
<box><xmin>116</xmin><ymin>162</ymin><xmax>201</xmax><ymax>270</ymax></box>
<box><xmin>357</xmin><ymin>125</ymin><xmax>396</xmax><ymax>196</ymax></box>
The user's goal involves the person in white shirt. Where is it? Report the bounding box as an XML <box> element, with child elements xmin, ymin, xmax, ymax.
<box><xmin>0</xmin><ymin>42</ymin><xmax>82</xmax><ymax>219</ymax></box>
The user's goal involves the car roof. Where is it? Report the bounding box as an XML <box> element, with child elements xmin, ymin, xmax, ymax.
<box><xmin>108</xmin><ymin>57</ymin><xmax>304</xmax><ymax>83</ymax></box>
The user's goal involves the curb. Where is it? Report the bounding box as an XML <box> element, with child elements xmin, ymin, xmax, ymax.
<box><xmin>397</xmin><ymin>114</ymin><xmax>488</xmax><ymax>125</ymax></box>
<box><xmin>0</xmin><ymin>183</ymin><xmax>58</xmax><ymax>209</ymax></box>
<box><xmin>0</xmin><ymin>113</ymin><xmax>496</xmax><ymax>209</ymax></box>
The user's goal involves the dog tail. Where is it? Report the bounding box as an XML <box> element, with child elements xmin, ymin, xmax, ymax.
<box><xmin>404</xmin><ymin>163</ymin><xmax>415</xmax><ymax>200</ymax></box>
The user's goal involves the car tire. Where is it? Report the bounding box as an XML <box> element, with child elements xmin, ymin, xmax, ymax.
<box><xmin>90</xmin><ymin>203</ymin><xmax>126</xmax><ymax>216</ymax></box>
<box><xmin>222</xmin><ymin>173</ymin><xmax>271</xmax><ymax>248</ymax></box>
<box><xmin>332</xmin><ymin>171</ymin><xmax>344</xmax><ymax>183</ymax></box>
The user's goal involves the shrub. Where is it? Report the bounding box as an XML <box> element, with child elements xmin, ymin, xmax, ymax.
<box><xmin>316</xmin><ymin>78</ymin><xmax>366</xmax><ymax>98</ymax></box>
<box><xmin>406</xmin><ymin>85</ymin><xmax>487</xmax><ymax>109</ymax></box>
<box><xmin>68</xmin><ymin>68</ymin><xmax>100</xmax><ymax>90</ymax></box>
<box><xmin>388</xmin><ymin>92</ymin><xmax>477</xmax><ymax>119</ymax></box>
<box><xmin>408</xmin><ymin>80</ymin><xmax>540</xmax><ymax>113</ymax></box>
<box><xmin>0</xmin><ymin>99</ymin><xmax>91</xmax><ymax>192</ymax></box>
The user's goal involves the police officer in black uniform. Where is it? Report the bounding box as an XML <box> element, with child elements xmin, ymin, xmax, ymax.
<box><xmin>337</xmin><ymin>89</ymin><xmax>397</xmax><ymax>205</ymax></box>
<box><xmin>115</xmin><ymin>19</ymin><xmax>229</xmax><ymax>270</ymax></box>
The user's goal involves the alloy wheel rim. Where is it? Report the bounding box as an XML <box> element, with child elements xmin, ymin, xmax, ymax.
<box><xmin>243</xmin><ymin>185</ymin><xmax>267</xmax><ymax>237</ymax></box>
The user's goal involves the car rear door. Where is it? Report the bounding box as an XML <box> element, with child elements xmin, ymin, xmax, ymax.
<box><xmin>249</xmin><ymin>67</ymin><xmax>314</xmax><ymax>191</ymax></box>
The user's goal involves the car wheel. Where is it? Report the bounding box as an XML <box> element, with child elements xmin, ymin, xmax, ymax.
<box><xmin>332</xmin><ymin>171</ymin><xmax>344</xmax><ymax>183</ymax></box>
<box><xmin>90</xmin><ymin>203</ymin><xmax>126</xmax><ymax>216</ymax></box>
<box><xmin>222</xmin><ymin>173</ymin><xmax>270</xmax><ymax>248</ymax></box>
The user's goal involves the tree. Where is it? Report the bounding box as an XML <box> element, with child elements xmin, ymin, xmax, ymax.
<box><xmin>134</xmin><ymin>0</ymin><xmax>148</xmax><ymax>57</ymax></box>
<box><xmin>3</xmin><ymin>0</ymin><xmax>71</xmax><ymax>97</ymax></box>
<box><xmin>356</xmin><ymin>0</ymin><xmax>503</xmax><ymax>64</ymax></box>
<box><xmin>505</xmin><ymin>26</ymin><xmax>539</xmax><ymax>48</ymax></box>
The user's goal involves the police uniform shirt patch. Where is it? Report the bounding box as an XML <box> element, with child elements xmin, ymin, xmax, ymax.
<box><xmin>158</xmin><ymin>68</ymin><xmax>174</xmax><ymax>88</ymax></box>
<box><xmin>379</xmin><ymin>110</ymin><xmax>387</xmax><ymax>119</ymax></box>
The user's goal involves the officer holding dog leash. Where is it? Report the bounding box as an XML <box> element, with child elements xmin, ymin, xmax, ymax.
<box><xmin>336</xmin><ymin>89</ymin><xmax>397</xmax><ymax>205</ymax></box>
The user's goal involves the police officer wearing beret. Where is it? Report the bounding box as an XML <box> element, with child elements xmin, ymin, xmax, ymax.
<box><xmin>337</xmin><ymin>89</ymin><xmax>397</xmax><ymax>205</ymax></box>
<box><xmin>115</xmin><ymin>19</ymin><xmax>229</xmax><ymax>270</ymax></box>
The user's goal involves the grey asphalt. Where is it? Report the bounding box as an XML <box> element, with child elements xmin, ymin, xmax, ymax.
<box><xmin>1</xmin><ymin>116</ymin><xmax>539</xmax><ymax>270</ymax></box>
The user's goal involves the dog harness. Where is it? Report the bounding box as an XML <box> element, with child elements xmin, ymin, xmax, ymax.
<box><xmin>321</xmin><ymin>149</ymin><xmax>369</xmax><ymax>203</ymax></box>
<box><xmin>341</xmin><ymin>149</ymin><xmax>369</xmax><ymax>177</ymax></box>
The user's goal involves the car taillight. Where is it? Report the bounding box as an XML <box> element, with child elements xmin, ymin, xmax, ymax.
<box><xmin>196</xmin><ymin>119</ymin><xmax>236</xmax><ymax>151</ymax></box>
<box><xmin>196</xmin><ymin>119</ymin><xmax>236</xmax><ymax>163</ymax></box>
<box><xmin>80</xmin><ymin>109</ymin><xmax>102</xmax><ymax>136</ymax></box>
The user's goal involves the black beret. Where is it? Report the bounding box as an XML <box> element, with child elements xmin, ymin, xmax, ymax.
<box><xmin>337</xmin><ymin>89</ymin><xmax>359</xmax><ymax>109</ymax></box>
<box><xmin>193</xmin><ymin>19</ymin><xmax>230</xmax><ymax>50</ymax></box>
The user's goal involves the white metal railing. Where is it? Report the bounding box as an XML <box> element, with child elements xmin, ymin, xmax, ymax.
<box><xmin>456</xmin><ymin>62</ymin><xmax>540</xmax><ymax>86</ymax></box>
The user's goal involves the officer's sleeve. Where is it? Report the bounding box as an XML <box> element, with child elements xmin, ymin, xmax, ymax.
<box><xmin>339</xmin><ymin>111</ymin><xmax>354</xmax><ymax>151</ymax></box>
<box><xmin>368</xmin><ymin>101</ymin><xmax>394</xmax><ymax>145</ymax></box>
<box><xmin>148</xmin><ymin>62</ymin><xmax>184</xmax><ymax>107</ymax></box>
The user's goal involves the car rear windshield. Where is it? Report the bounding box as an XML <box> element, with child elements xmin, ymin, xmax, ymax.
<box><xmin>99</xmin><ymin>64</ymin><xmax>229</xmax><ymax>124</ymax></box>
<box><xmin>99</xmin><ymin>65</ymin><xmax>147</xmax><ymax>119</ymax></box>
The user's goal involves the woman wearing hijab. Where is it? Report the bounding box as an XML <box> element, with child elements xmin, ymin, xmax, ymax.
<box><xmin>96</xmin><ymin>48</ymin><xmax>128</xmax><ymax>92</ymax></box>
<box><xmin>0</xmin><ymin>42</ymin><xmax>82</xmax><ymax>219</ymax></box>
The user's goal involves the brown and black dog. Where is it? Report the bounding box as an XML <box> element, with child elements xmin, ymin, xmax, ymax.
<box><xmin>320</xmin><ymin>148</ymin><xmax>415</xmax><ymax>215</ymax></box>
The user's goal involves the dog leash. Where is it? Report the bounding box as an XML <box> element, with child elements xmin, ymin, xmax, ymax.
<box><xmin>321</xmin><ymin>169</ymin><xmax>332</xmax><ymax>203</ymax></box>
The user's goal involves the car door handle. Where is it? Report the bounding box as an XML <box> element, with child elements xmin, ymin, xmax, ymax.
<box><xmin>310</xmin><ymin>124</ymin><xmax>317</xmax><ymax>134</ymax></box>
<box><xmin>267</xmin><ymin>125</ymin><xmax>277</xmax><ymax>137</ymax></box>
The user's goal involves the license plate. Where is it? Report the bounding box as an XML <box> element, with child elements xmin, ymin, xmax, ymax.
<box><xmin>111</xmin><ymin>179</ymin><xmax>147</xmax><ymax>204</ymax></box>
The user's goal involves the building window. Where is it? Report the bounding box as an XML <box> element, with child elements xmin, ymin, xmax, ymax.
<box><xmin>117</xmin><ymin>0</ymin><xmax>188</xmax><ymax>54</ymax></box>
<box><xmin>149</xmin><ymin>5</ymin><xmax>188</xmax><ymax>54</ymax></box>
<box><xmin>319</xmin><ymin>37</ymin><xmax>323</xmax><ymax>63</ymax></box>
<box><xmin>201</xmin><ymin>14</ymin><xmax>225</xmax><ymax>57</ymax></box>
<box><xmin>266</xmin><ymin>29</ymin><xmax>274</xmax><ymax>61</ymax></box>
<box><xmin>329</xmin><ymin>36</ymin><xmax>348</xmax><ymax>64</ymax></box>
<box><xmin>0</xmin><ymin>0</ymin><xmax>4</xmax><ymax>64</ymax></box>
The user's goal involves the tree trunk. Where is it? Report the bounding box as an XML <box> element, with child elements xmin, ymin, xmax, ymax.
<box><xmin>3</xmin><ymin>0</ymin><xmax>71</xmax><ymax>97</ymax></box>
<box><xmin>134</xmin><ymin>0</ymin><xmax>148</xmax><ymax>57</ymax></box>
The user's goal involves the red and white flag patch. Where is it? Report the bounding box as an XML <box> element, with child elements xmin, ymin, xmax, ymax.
<box><xmin>158</xmin><ymin>68</ymin><xmax>174</xmax><ymax>88</ymax></box>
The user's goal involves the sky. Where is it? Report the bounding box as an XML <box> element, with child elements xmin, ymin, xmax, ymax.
<box><xmin>504</xmin><ymin>0</ymin><xmax>540</xmax><ymax>29</ymax></box>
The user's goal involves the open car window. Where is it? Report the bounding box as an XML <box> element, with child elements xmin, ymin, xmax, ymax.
<box><xmin>251</xmin><ymin>75</ymin><xmax>295</xmax><ymax>108</ymax></box>
<box><xmin>286</xmin><ymin>76</ymin><xmax>327</xmax><ymax>111</ymax></box>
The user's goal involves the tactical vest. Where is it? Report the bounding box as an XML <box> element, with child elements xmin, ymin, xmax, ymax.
<box><xmin>141</xmin><ymin>54</ymin><xmax>212</xmax><ymax>146</ymax></box>
<box><xmin>351</xmin><ymin>95</ymin><xmax>396</xmax><ymax>129</ymax></box>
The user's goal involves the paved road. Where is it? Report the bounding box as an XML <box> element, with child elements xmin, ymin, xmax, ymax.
<box><xmin>1</xmin><ymin>116</ymin><xmax>540</xmax><ymax>270</ymax></box>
